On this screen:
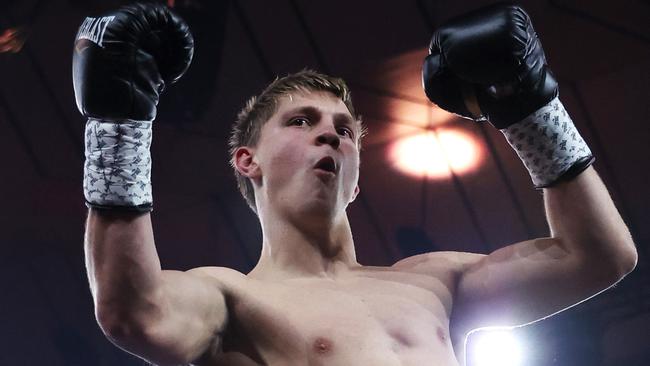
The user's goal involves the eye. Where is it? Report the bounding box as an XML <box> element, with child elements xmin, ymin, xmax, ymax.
<box><xmin>289</xmin><ymin>117</ymin><xmax>310</xmax><ymax>126</ymax></box>
<box><xmin>337</xmin><ymin>127</ymin><xmax>354</xmax><ymax>139</ymax></box>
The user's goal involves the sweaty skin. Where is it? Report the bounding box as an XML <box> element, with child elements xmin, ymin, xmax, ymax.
<box><xmin>86</xmin><ymin>91</ymin><xmax>636</xmax><ymax>366</ymax></box>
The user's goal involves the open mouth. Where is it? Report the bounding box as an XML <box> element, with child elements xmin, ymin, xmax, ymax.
<box><xmin>314</xmin><ymin>156</ymin><xmax>337</xmax><ymax>175</ymax></box>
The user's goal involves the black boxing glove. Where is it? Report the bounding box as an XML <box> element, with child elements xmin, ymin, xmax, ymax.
<box><xmin>422</xmin><ymin>3</ymin><xmax>593</xmax><ymax>187</ymax></box>
<box><xmin>423</xmin><ymin>3</ymin><xmax>557</xmax><ymax>128</ymax></box>
<box><xmin>73</xmin><ymin>2</ymin><xmax>193</xmax><ymax>121</ymax></box>
<box><xmin>73</xmin><ymin>2</ymin><xmax>193</xmax><ymax>211</ymax></box>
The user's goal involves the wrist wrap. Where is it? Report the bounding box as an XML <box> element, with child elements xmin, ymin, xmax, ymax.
<box><xmin>501</xmin><ymin>97</ymin><xmax>594</xmax><ymax>188</ymax></box>
<box><xmin>83</xmin><ymin>118</ymin><xmax>153</xmax><ymax>211</ymax></box>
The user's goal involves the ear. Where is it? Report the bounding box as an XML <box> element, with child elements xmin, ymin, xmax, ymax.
<box><xmin>350</xmin><ymin>184</ymin><xmax>360</xmax><ymax>202</ymax></box>
<box><xmin>233</xmin><ymin>146</ymin><xmax>261</xmax><ymax>179</ymax></box>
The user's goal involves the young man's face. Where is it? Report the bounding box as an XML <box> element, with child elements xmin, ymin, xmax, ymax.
<box><xmin>245</xmin><ymin>90</ymin><xmax>361</xmax><ymax>220</ymax></box>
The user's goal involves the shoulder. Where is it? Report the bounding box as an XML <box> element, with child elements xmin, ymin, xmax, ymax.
<box><xmin>391</xmin><ymin>251</ymin><xmax>486</xmax><ymax>277</ymax></box>
<box><xmin>184</xmin><ymin>266</ymin><xmax>248</xmax><ymax>291</ymax></box>
<box><xmin>188</xmin><ymin>266</ymin><xmax>246</xmax><ymax>278</ymax></box>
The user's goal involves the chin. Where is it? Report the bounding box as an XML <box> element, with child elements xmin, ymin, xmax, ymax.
<box><xmin>274</xmin><ymin>180</ymin><xmax>343</xmax><ymax>220</ymax></box>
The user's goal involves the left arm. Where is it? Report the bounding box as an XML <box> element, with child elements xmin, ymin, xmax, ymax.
<box><xmin>420</xmin><ymin>3</ymin><xmax>638</xmax><ymax>337</ymax></box>
<box><xmin>450</xmin><ymin>166</ymin><xmax>637</xmax><ymax>336</ymax></box>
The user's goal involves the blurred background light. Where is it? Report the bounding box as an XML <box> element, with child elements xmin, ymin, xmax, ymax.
<box><xmin>469</xmin><ymin>329</ymin><xmax>525</xmax><ymax>366</ymax></box>
<box><xmin>388</xmin><ymin>128</ymin><xmax>481</xmax><ymax>178</ymax></box>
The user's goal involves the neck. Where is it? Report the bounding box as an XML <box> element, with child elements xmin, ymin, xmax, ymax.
<box><xmin>251</xmin><ymin>207</ymin><xmax>360</xmax><ymax>280</ymax></box>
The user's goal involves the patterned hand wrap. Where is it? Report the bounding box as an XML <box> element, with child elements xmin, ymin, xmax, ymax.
<box><xmin>501</xmin><ymin>97</ymin><xmax>593</xmax><ymax>188</ymax></box>
<box><xmin>83</xmin><ymin>118</ymin><xmax>153</xmax><ymax>211</ymax></box>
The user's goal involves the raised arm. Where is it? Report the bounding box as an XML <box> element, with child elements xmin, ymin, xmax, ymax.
<box><xmin>421</xmin><ymin>3</ymin><xmax>637</xmax><ymax>336</ymax></box>
<box><xmin>75</xmin><ymin>4</ymin><xmax>228</xmax><ymax>364</ymax></box>
<box><xmin>86</xmin><ymin>210</ymin><xmax>228</xmax><ymax>365</ymax></box>
<box><xmin>450</xmin><ymin>167</ymin><xmax>636</xmax><ymax>334</ymax></box>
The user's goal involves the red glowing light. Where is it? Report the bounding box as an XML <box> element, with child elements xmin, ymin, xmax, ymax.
<box><xmin>0</xmin><ymin>27</ymin><xmax>27</xmax><ymax>54</ymax></box>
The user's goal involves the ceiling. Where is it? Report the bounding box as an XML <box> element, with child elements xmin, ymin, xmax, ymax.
<box><xmin>0</xmin><ymin>0</ymin><xmax>648</xmax><ymax>364</ymax></box>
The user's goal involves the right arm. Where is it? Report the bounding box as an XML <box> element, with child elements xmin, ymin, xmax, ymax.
<box><xmin>73</xmin><ymin>4</ymin><xmax>226</xmax><ymax>363</ymax></box>
<box><xmin>86</xmin><ymin>209</ymin><xmax>229</xmax><ymax>365</ymax></box>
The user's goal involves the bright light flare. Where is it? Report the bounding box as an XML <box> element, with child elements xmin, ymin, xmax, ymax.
<box><xmin>388</xmin><ymin>129</ymin><xmax>480</xmax><ymax>179</ymax></box>
<box><xmin>469</xmin><ymin>329</ymin><xmax>524</xmax><ymax>366</ymax></box>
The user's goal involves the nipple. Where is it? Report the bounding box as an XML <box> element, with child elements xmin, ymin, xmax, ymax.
<box><xmin>437</xmin><ymin>326</ymin><xmax>448</xmax><ymax>344</ymax></box>
<box><xmin>313</xmin><ymin>337</ymin><xmax>333</xmax><ymax>355</ymax></box>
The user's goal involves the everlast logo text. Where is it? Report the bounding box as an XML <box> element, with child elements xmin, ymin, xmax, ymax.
<box><xmin>76</xmin><ymin>16</ymin><xmax>115</xmax><ymax>48</ymax></box>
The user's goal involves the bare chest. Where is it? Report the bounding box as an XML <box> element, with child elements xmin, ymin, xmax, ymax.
<box><xmin>213</xmin><ymin>271</ymin><xmax>460</xmax><ymax>366</ymax></box>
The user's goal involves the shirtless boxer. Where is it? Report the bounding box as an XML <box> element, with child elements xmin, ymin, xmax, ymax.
<box><xmin>76</xmin><ymin>3</ymin><xmax>638</xmax><ymax>366</ymax></box>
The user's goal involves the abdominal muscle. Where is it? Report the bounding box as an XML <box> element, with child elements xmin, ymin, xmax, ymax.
<box><xmin>202</xmin><ymin>265</ymin><xmax>463</xmax><ymax>366</ymax></box>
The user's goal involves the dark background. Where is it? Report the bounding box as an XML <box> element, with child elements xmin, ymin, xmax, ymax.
<box><xmin>0</xmin><ymin>0</ymin><xmax>648</xmax><ymax>365</ymax></box>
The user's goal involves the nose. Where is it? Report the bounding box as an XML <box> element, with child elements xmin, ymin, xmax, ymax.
<box><xmin>316</xmin><ymin>129</ymin><xmax>340</xmax><ymax>150</ymax></box>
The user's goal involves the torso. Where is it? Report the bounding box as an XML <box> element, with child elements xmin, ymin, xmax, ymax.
<box><xmin>197</xmin><ymin>253</ymin><xmax>469</xmax><ymax>366</ymax></box>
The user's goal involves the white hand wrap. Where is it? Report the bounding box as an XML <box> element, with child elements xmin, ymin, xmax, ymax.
<box><xmin>501</xmin><ymin>97</ymin><xmax>592</xmax><ymax>187</ymax></box>
<box><xmin>83</xmin><ymin>118</ymin><xmax>153</xmax><ymax>210</ymax></box>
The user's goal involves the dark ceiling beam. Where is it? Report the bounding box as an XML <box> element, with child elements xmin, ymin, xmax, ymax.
<box><xmin>24</xmin><ymin>45</ymin><xmax>84</xmax><ymax>159</ymax></box>
<box><xmin>286</xmin><ymin>0</ymin><xmax>330</xmax><ymax>74</ymax></box>
<box><xmin>3</xmin><ymin>3</ymin><xmax>83</xmax><ymax>160</ymax></box>
<box><xmin>2</xmin><ymin>6</ymin><xmax>84</xmax><ymax>160</ymax></box>
<box><xmin>0</xmin><ymin>90</ymin><xmax>47</xmax><ymax>177</ymax></box>
<box><xmin>549</xmin><ymin>0</ymin><xmax>650</xmax><ymax>46</ymax></box>
<box><xmin>348</xmin><ymin>83</ymin><xmax>432</xmax><ymax>106</ymax></box>
<box><xmin>231</xmin><ymin>0</ymin><xmax>275</xmax><ymax>81</ymax></box>
<box><xmin>236</xmin><ymin>2</ymin><xmax>441</xmax><ymax>117</ymax></box>
<box><xmin>416</xmin><ymin>0</ymin><xmax>436</xmax><ymax>33</ymax></box>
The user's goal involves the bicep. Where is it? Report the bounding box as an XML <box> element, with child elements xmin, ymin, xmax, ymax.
<box><xmin>452</xmin><ymin>238</ymin><xmax>611</xmax><ymax>335</ymax></box>
<box><xmin>113</xmin><ymin>268</ymin><xmax>229</xmax><ymax>365</ymax></box>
